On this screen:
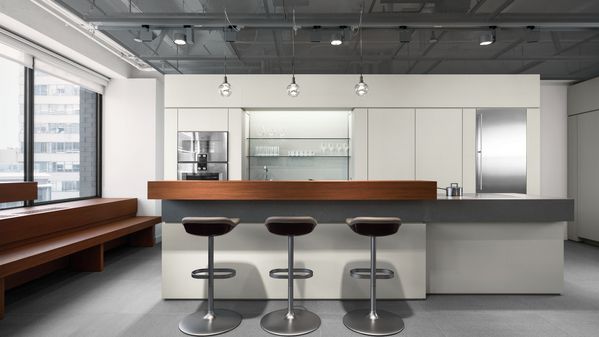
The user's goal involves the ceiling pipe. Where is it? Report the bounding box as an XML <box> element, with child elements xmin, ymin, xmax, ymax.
<box><xmin>84</xmin><ymin>13</ymin><xmax>599</xmax><ymax>30</ymax></box>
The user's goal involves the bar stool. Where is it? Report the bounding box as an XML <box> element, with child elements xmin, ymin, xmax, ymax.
<box><xmin>343</xmin><ymin>217</ymin><xmax>404</xmax><ymax>336</ymax></box>
<box><xmin>260</xmin><ymin>216</ymin><xmax>321</xmax><ymax>336</ymax></box>
<box><xmin>178</xmin><ymin>217</ymin><xmax>242</xmax><ymax>336</ymax></box>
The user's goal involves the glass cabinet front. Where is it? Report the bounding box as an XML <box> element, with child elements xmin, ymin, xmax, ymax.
<box><xmin>245</xmin><ymin>110</ymin><xmax>351</xmax><ymax>181</ymax></box>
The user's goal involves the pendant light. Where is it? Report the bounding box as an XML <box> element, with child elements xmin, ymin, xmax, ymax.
<box><xmin>218</xmin><ymin>10</ymin><xmax>232</xmax><ymax>97</ymax></box>
<box><xmin>286</xmin><ymin>9</ymin><xmax>300</xmax><ymax>97</ymax></box>
<box><xmin>354</xmin><ymin>5</ymin><xmax>368</xmax><ymax>96</ymax></box>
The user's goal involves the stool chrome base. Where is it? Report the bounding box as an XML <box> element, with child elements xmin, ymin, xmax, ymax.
<box><xmin>179</xmin><ymin>309</ymin><xmax>242</xmax><ymax>336</ymax></box>
<box><xmin>260</xmin><ymin>308</ymin><xmax>321</xmax><ymax>336</ymax></box>
<box><xmin>343</xmin><ymin>309</ymin><xmax>405</xmax><ymax>336</ymax></box>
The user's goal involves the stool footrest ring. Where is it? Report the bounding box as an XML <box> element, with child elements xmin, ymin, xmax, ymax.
<box><xmin>191</xmin><ymin>268</ymin><xmax>236</xmax><ymax>279</ymax></box>
<box><xmin>269</xmin><ymin>268</ymin><xmax>313</xmax><ymax>279</ymax></box>
<box><xmin>349</xmin><ymin>268</ymin><xmax>394</xmax><ymax>279</ymax></box>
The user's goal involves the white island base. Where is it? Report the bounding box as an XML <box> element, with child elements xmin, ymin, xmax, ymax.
<box><xmin>161</xmin><ymin>221</ymin><xmax>564</xmax><ymax>299</ymax></box>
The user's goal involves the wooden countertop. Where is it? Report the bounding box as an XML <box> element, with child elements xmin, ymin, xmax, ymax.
<box><xmin>147</xmin><ymin>180</ymin><xmax>437</xmax><ymax>201</ymax></box>
<box><xmin>0</xmin><ymin>182</ymin><xmax>37</xmax><ymax>203</ymax></box>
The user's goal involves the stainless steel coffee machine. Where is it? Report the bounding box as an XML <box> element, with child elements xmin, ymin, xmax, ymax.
<box><xmin>177</xmin><ymin>131</ymin><xmax>228</xmax><ymax>180</ymax></box>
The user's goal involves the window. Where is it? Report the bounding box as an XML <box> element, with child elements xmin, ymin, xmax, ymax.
<box><xmin>0</xmin><ymin>55</ymin><xmax>101</xmax><ymax>209</ymax></box>
<box><xmin>0</xmin><ymin>56</ymin><xmax>25</xmax><ymax>209</ymax></box>
<box><xmin>34</xmin><ymin>70</ymin><xmax>99</xmax><ymax>202</ymax></box>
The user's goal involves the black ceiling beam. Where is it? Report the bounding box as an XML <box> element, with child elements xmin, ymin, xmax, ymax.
<box><xmin>86</xmin><ymin>13</ymin><xmax>599</xmax><ymax>29</ymax></box>
<box><xmin>141</xmin><ymin>55</ymin><xmax>599</xmax><ymax>62</ymax></box>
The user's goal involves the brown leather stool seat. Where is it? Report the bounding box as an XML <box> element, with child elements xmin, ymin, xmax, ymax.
<box><xmin>265</xmin><ymin>216</ymin><xmax>317</xmax><ymax>236</ymax></box>
<box><xmin>346</xmin><ymin>217</ymin><xmax>401</xmax><ymax>237</ymax></box>
<box><xmin>182</xmin><ymin>217</ymin><xmax>240</xmax><ymax>237</ymax></box>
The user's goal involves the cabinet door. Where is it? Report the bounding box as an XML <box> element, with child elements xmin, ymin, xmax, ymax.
<box><xmin>577</xmin><ymin>112</ymin><xmax>599</xmax><ymax>241</ymax></box>
<box><xmin>368</xmin><ymin>109</ymin><xmax>415</xmax><ymax>180</ymax></box>
<box><xmin>177</xmin><ymin>108</ymin><xmax>228</xmax><ymax>131</ymax></box>
<box><xmin>415</xmin><ymin>109</ymin><xmax>462</xmax><ymax>187</ymax></box>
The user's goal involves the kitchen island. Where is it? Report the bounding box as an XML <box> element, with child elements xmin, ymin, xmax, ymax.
<box><xmin>149</xmin><ymin>181</ymin><xmax>574</xmax><ymax>299</ymax></box>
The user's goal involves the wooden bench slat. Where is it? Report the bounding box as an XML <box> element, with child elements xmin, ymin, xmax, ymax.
<box><xmin>0</xmin><ymin>216</ymin><xmax>161</xmax><ymax>277</ymax></box>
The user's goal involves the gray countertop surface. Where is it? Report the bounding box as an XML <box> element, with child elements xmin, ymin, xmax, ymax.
<box><xmin>161</xmin><ymin>193</ymin><xmax>574</xmax><ymax>223</ymax></box>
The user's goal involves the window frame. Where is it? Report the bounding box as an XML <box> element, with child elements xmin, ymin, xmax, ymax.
<box><xmin>16</xmin><ymin>66</ymin><xmax>103</xmax><ymax>208</ymax></box>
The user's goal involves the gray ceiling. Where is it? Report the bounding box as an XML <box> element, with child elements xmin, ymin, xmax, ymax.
<box><xmin>56</xmin><ymin>0</ymin><xmax>599</xmax><ymax>81</ymax></box>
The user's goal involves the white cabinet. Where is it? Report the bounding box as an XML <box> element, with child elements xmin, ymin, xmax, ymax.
<box><xmin>415</xmin><ymin>109</ymin><xmax>463</xmax><ymax>188</ymax></box>
<box><xmin>177</xmin><ymin>108</ymin><xmax>228</xmax><ymax>131</ymax></box>
<box><xmin>368</xmin><ymin>109</ymin><xmax>415</xmax><ymax>180</ymax></box>
<box><xmin>576</xmin><ymin>112</ymin><xmax>599</xmax><ymax>241</ymax></box>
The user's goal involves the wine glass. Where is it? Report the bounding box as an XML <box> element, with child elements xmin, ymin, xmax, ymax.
<box><xmin>327</xmin><ymin>143</ymin><xmax>335</xmax><ymax>155</ymax></box>
<box><xmin>320</xmin><ymin>143</ymin><xmax>327</xmax><ymax>155</ymax></box>
<box><xmin>343</xmin><ymin>143</ymin><xmax>349</xmax><ymax>156</ymax></box>
<box><xmin>336</xmin><ymin>143</ymin><xmax>343</xmax><ymax>156</ymax></box>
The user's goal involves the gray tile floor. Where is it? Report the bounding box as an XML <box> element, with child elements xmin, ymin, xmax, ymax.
<box><xmin>2</xmin><ymin>241</ymin><xmax>599</xmax><ymax>337</ymax></box>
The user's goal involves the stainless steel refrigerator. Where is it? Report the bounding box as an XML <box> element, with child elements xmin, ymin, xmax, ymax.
<box><xmin>177</xmin><ymin>131</ymin><xmax>228</xmax><ymax>180</ymax></box>
<box><xmin>476</xmin><ymin>108</ymin><xmax>527</xmax><ymax>193</ymax></box>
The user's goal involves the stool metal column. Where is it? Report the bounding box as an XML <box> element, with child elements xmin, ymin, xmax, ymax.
<box><xmin>179</xmin><ymin>217</ymin><xmax>242</xmax><ymax>336</ymax></box>
<box><xmin>343</xmin><ymin>217</ymin><xmax>405</xmax><ymax>336</ymax></box>
<box><xmin>260</xmin><ymin>216</ymin><xmax>321</xmax><ymax>336</ymax></box>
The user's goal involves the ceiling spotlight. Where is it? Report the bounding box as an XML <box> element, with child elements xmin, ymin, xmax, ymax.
<box><xmin>134</xmin><ymin>25</ymin><xmax>155</xmax><ymax>43</ymax></box>
<box><xmin>330</xmin><ymin>31</ymin><xmax>344</xmax><ymax>46</ymax></box>
<box><xmin>399</xmin><ymin>26</ymin><xmax>411</xmax><ymax>43</ymax></box>
<box><xmin>526</xmin><ymin>26</ymin><xmax>540</xmax><ymax>43</ymax></box>
<box><xmin>311</xmin><ymin>26</ymin><xmax>322</xmax><ymax>43</ymax></box>
<box><xmin>429</xmin><ymin>31</ymin><xmax>439</xmax><ymax>43</ymax></box>
<box><xmin>185</xmin><ymin>26</ymin><xmax>194</xmax><ymax>45</ymax></box>
<box><xmin>173</xmin><ymin>32</ymin><xmax>187</xmax><ymax>45</ymax></box>
<box><xmin>479</xmin><ymin>30</ymin><xmax>496</xmax><ymax>46</ymax></box>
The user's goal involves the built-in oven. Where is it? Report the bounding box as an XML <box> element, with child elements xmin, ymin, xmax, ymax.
<box><xmin>177</xmin><ymin>131</ymin><xmax>228</xmax><ymax>180</ymax></box>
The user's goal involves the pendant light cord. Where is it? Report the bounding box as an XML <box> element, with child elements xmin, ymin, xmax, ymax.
<box><xmin>223</xmin><ymin>8</ymin><xmax>227</xmax><ymax>79</ymax></box>
<box><xmin>359</xmin><ymin>2</ymin><xmax>364</xmax><ymax>78</ymax></box>
<box><xmin>291</xmin><ymin>9</ymin><xmax>296</xmax><ymax>78</ymax></box>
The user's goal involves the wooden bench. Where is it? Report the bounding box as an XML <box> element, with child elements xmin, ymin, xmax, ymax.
<box><xmin>0</xmin><ymin>198</ymin><xmax>162</xmax><ymax>319</ymax></box>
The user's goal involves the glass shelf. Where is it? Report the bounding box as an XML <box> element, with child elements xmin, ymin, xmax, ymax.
<box><xmin>247</xmin><ymin>155</ymin><xmax>349</xmax><ymax>158</ymax></box>
<box><xmin>247</xmin><ymin>137</ymin><xmax>350</xmax><ymax>140</ymax></box>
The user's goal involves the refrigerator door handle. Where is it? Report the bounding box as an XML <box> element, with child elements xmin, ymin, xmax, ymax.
<box><xmin>476</xmin><ymin>114</ymin><xmax>483</xmax><ymax>191</ymax></box>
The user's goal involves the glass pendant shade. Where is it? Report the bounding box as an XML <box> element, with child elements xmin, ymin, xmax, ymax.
<box><xmin>354</xmin><ymin>75</ymin><xmax>369</xmax><ymax>96</ymax></box>
<box><xmin>287</xmin><ymin>76</ymin><xmax>300</xmax><ymax>97</ymax></box>
<box><xmin>218</xmin><ymin>76</ymin><xmax>232</xmax><ymax>97</ymax></box>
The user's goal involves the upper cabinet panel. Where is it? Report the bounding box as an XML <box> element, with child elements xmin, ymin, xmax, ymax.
<box><xmin>415</xmin><ymin>109</ymin><xmax>463</xmax><ymax>188</ymax></box>
<box><xmin>177</xmin><ymin>108</ymin><xmax>228</xmax><ymax>132</ymax></box>
<box><xmin>368</xmin><ymin>109</ymin><xmax>415</xmax><ymax>180</ymax></box>
<box><xmin>165</xmin><ymin>75</ymin><xmax>540</xmax><ymax>109</ymax></box>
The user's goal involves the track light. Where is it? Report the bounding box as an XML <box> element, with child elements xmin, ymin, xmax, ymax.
<box><xmin>311</xmin><ymin>26</ymin><xmax>322</xmax><ymax>43</ymax></box>
<box><xmin>330</xmin><ymin>31</ymin><xmax>344</xmax><ymax>46</ymax></box>
<box><xmin>173</xmin><ymin>32</ymin><xmax>187</xmax><ymax>45</ymax></box>
<box><xmin>479</xmin><ymin>29</ymin><xmax>496</xmax><ymax>46</ymax></box>
<box><xmin>134</xmin><ymin>25</ymin><xmax>155</xmax><ymax>43</ymax></box>
<box><xmin>185</xmin><ymin>26</ymin><xmax>194</xmax><ymax>45</ymax></box>
<box><xmin>526</xmin><ymin>26</ymin><xmax>540</xmax><ymax>43</ymax></box>
<box><xmin>399</xmin><ymin>26</ymin><xmax>411</xmax><ymax>43</ymax></box>
<box><xmin>429</xmin><ymin>31</ymin><xmax>439</xmax><ymax>43</ymax></box>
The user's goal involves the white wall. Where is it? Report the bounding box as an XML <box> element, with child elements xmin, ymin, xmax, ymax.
<box><xmin>540</xmin><ymin>81</ymin><xmax>568</xmax><ymax>198</ymax></box>
<box><xmin>103</xmin><ymin>79</ymin><xmax>164</xmax><ymax>221</ymax></box>
<box><xmin>568</xmin><ymin>76</ymin><xmax>599</xmax><ymax>241</ymax></box>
